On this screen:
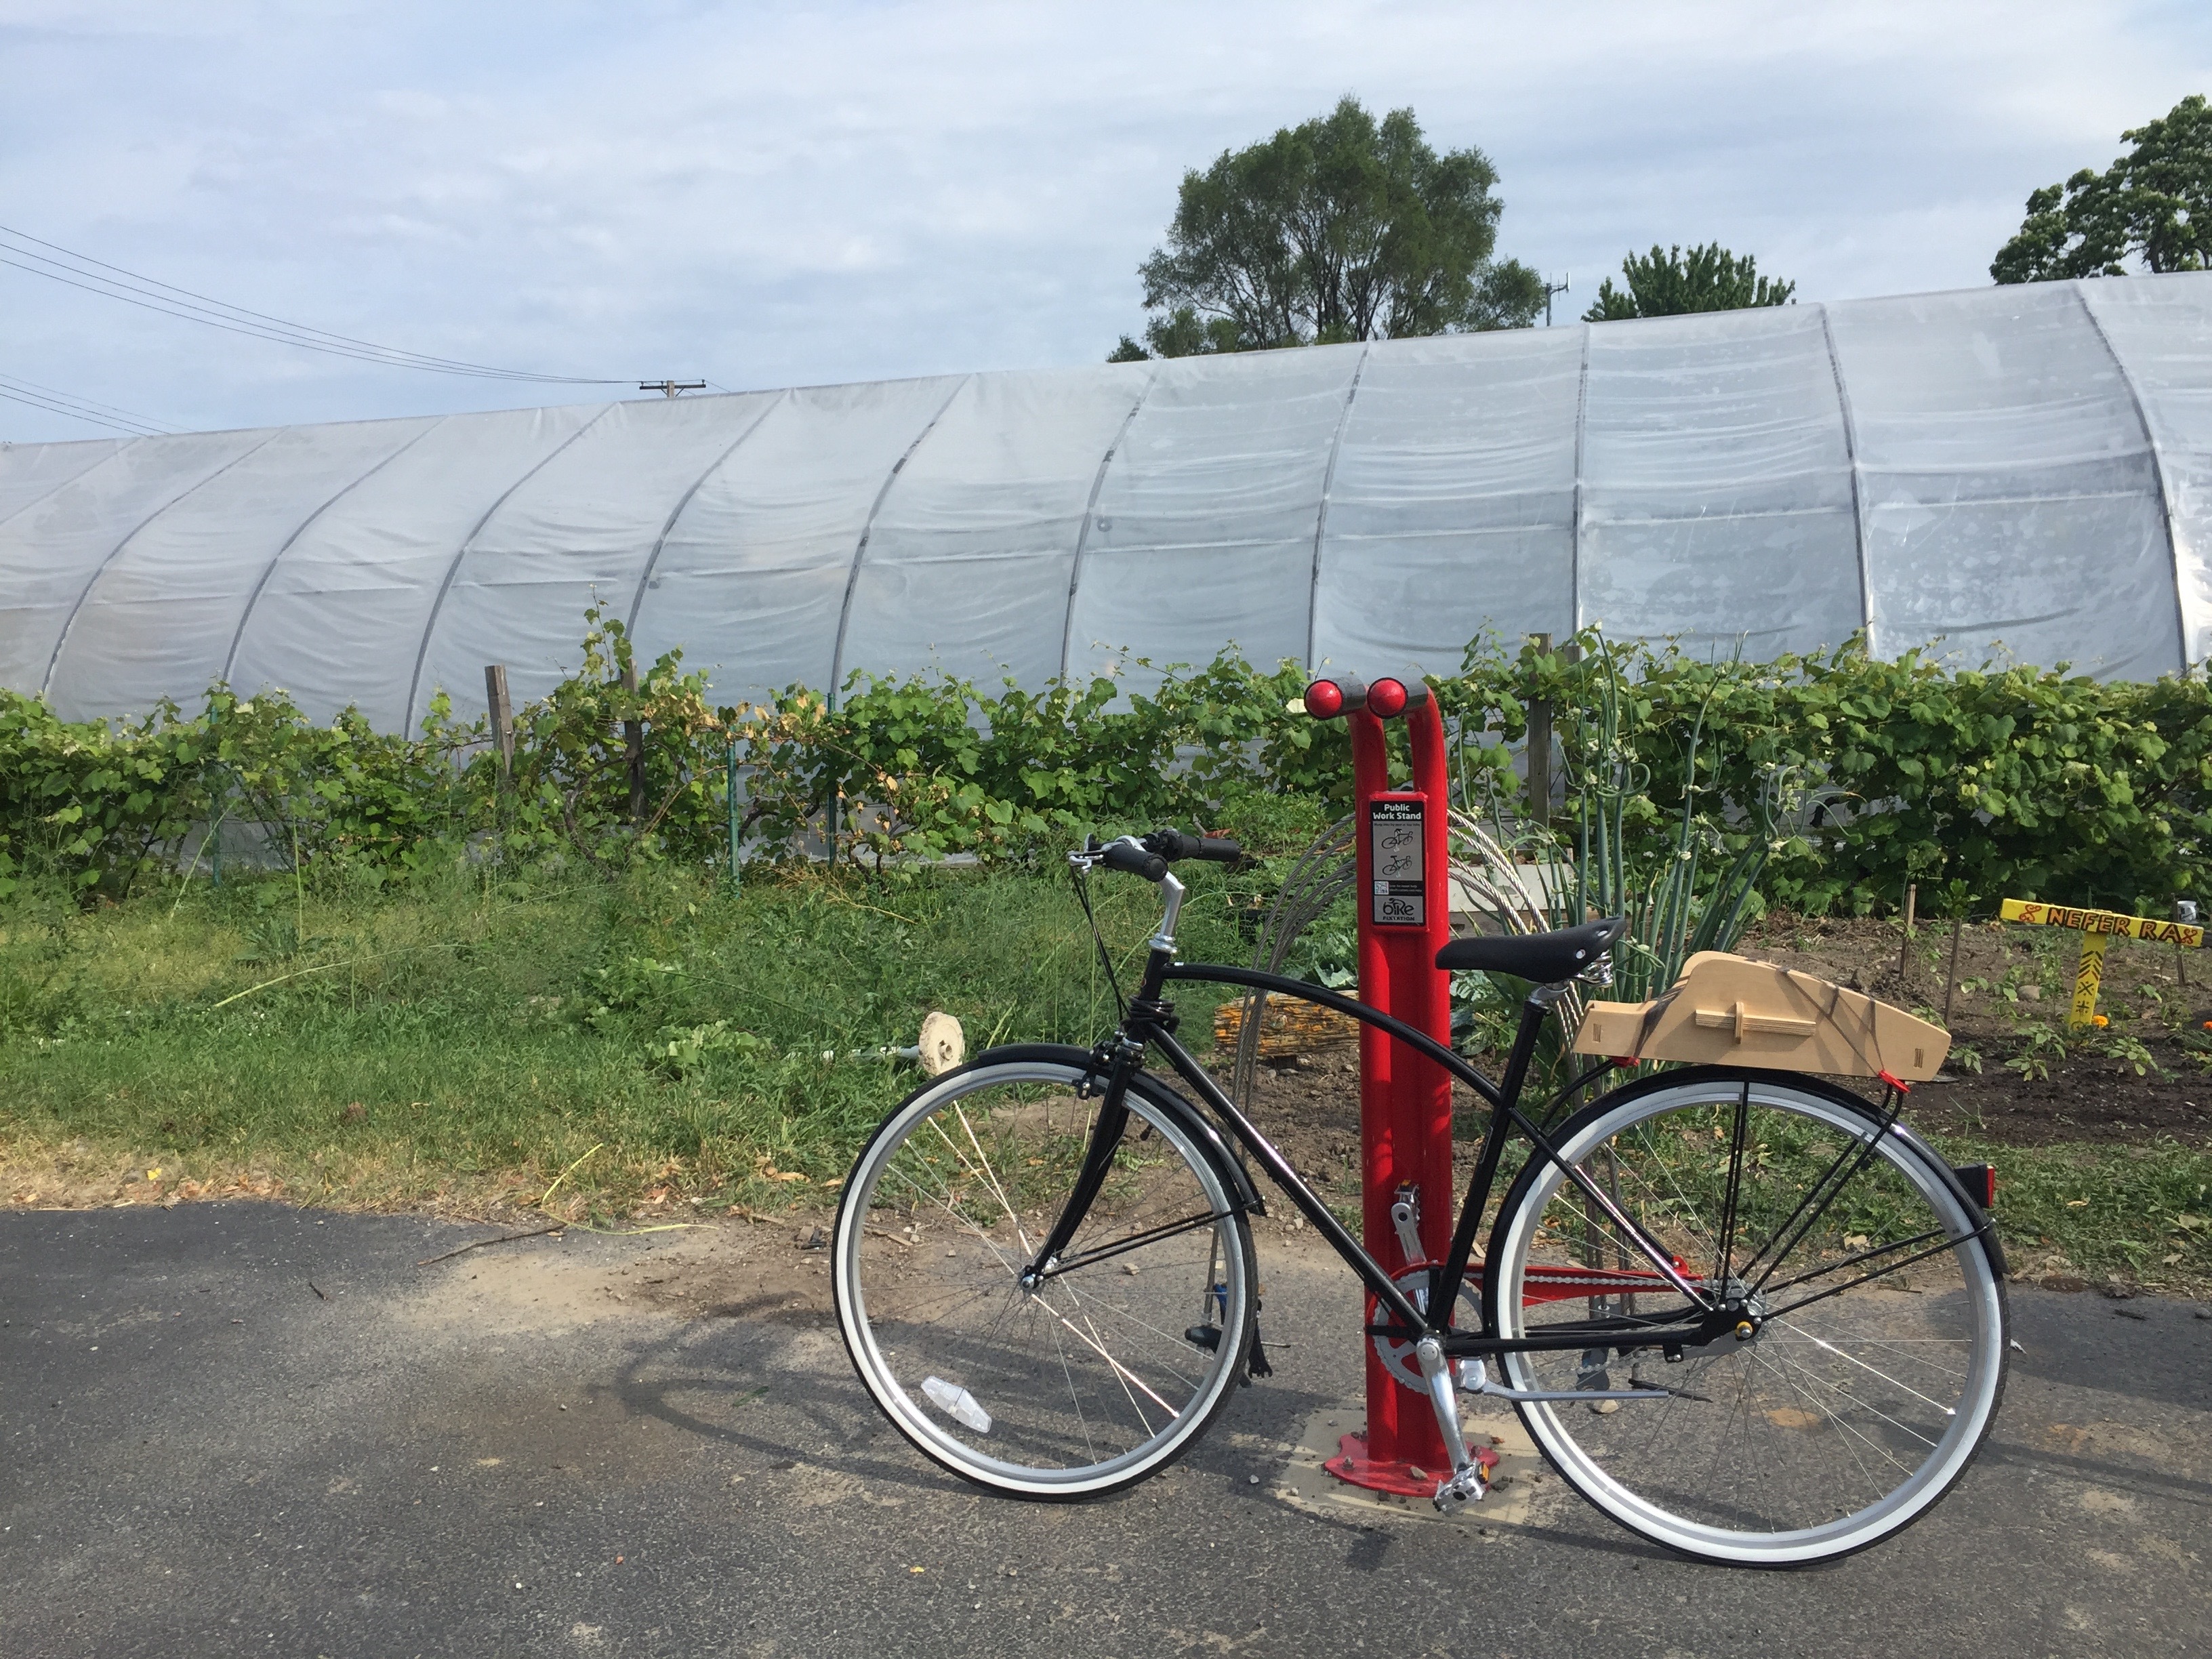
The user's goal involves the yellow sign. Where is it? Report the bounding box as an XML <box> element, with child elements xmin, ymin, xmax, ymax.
<box><xmin>1997</xmin><ymin>899</ymin><xmax>2203</xmax><ymax>949</ymax></box>
<box><xmin>2068</xmin><ymin>932</ymin><xmax>2109</xmax><ymax>1029</ymax></box>
<box><xmin>1999</xmin><ymin>898</ymin><xmax>2197</xmax><ymax>1029</ymax></box>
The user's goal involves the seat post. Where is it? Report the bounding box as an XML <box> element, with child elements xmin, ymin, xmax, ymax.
<box><xmin>1494</xmin><ymin>986</ymin><xmax>1563</xmax><ymax>1111</ymax></box>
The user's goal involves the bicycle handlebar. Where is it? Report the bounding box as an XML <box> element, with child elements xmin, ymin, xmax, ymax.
<box><xmin>1083</xmin><ymin>828</ymin><xmax>1244</xmax><ymax>880</ymax></box>
<box><xmin>1099</xmin><ymin>840</ymin><xmax>1169</xmax><ymax>880</ymax></box>
<box><xmin>1148</xmin><ymin>828</ymin><xmax>1243</xmax><ymax>865</ymax></box>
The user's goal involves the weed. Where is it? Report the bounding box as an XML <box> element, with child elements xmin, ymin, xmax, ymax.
<box><xmin>2089</xmin><ymin>1030</ymin><xmax>2164</xmax><ymax>1078</ymax></box>
<box><xmin>2005</xmin><ymin>1021</ymin><xmax>2067</xmax><ymax>1082</ymax></box>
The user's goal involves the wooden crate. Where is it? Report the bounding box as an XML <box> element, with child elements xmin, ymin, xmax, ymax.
<box><xmin>1572</xmin><ymin>951</ymin><xmax>1948</xmax><ymax>1081</ymax></box>
<box><xmin>1213</xmin><ymin>993</ymin><xmax>1362</xmax><ymax>1059</ymax></box>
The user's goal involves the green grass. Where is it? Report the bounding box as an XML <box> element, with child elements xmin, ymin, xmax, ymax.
<box><xmin>2</xmin><ymin>859</ymin><xmax>2205</xmax><ymax>1291</ymax></box>
<box><xmin>0</xmin><ymin>858</ymin><xmax>1251</xmax><ymax>1223</ymax></box>
<box><xmin>1930</xmin><ymin>1134</ymin><xmax>2212</xmax><ymax>1291</ymax></box>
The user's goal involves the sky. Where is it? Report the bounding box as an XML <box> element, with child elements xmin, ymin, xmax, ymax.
<box><xmin>3</xmin><ymin>0</ymin><xmax>2210</xmax><ymax>443</ymax></box>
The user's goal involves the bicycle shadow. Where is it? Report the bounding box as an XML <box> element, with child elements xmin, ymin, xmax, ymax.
<box><xmin>594</xmin><ymin>1292</ymin><xmax>975</xmax><ymax>1498</ymax></box>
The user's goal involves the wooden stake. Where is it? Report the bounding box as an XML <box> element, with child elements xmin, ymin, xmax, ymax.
<box><xmin>621</xmin><ymin>660</ymin><xmax>646</xmax><ymax>824</ymax></box>
<box><xmin>1900</xmin><ymin>882</ymin><xmax>1917</xmax><ymax>981</ymax></box>
<box><xmin>1943</xmin><ymin>913</ymin><xmax>1964</xmax><ymax>1027</ymax></box>
<box><xmin>483</xmin><ymin>664</ymin><xmax>514</xmax><ymax>779</ymax></box>
<box><xmin>1525</xmin><ymin>632</ymin><xmax>1552</xmax><ymax>834</ymax></box>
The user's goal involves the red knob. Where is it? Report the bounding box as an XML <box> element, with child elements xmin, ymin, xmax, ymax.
<box><xmin>1368</xmin><ymin>676</ymin><xmax>1408</xmax><ymax>718</ymax></box>
<box><xmin>1302</xmin><ymin>678</ymin><xmax>1345</xmax><ymax>718</ymax></box>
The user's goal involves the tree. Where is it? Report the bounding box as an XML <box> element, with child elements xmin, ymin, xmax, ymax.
<box><xmin>1110</xmin><ymin>96</ymin><xmax>1544</xmax><ymax>360</ymax></box>
<box><xmin>1991</xmin><ymin>94</ymin><xmax>2212</xmax><ymax>283</ymax></box>
<box><xmin>1582</xmin><ymin>243</ymin><xmax>1795</xmax><ymax>321</ymax></box>
<box><xmin>1129</xmin><ymin>306</ymin><xmax>1243</xmax><ymax>359</ymax></box>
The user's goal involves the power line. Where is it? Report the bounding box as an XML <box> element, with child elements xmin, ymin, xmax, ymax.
<box><xmin>0</xmin><ymin>371</ymin><xmax>172</xmax><ymax>434</ymax></box>
<box><xmin>0</xmin><ymin>386</ymin><xmax>152</xmax><ymax>436</ymax></box>
<box><xmin>0</xmin><ymin>380</ymin><xmax>167</xmax><ymax>438</ymax></box>
<box><xmin>0</xmin><ymin>223</ymin><xmax>628</xmax><ymax>386</ymax></box>
<box><xmin>0</xmin><ymin>247</ymin><xmax>619</xmax><ymax>384</ymax></box>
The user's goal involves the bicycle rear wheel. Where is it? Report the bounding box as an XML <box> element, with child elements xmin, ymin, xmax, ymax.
<box><xmin>834</xmin><ymin>1045</ymin><xmax>1256</xmax><ymax>1498</ymax></box>
<box><xmin>1485</xmin><ymin>1068</ymin><xmax>2006</xmax><ymax>1565</ymax></box>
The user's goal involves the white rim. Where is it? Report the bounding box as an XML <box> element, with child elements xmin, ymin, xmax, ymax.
<box><xmin>834</xmin><ymin>1058</ymin><xmax>1250</xmax><ymax>1497</ymax></box>
<box><xmin>1495</xmin><ymin>1078</ymin><xmax>2005</xmax><ymax>1563</ymax></box>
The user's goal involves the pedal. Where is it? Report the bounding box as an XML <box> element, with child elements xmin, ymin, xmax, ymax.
<box><xmin>1433</xmin><ymin>1462</ymin><xmax>1489</xmax><ymax>1511</ymax></box>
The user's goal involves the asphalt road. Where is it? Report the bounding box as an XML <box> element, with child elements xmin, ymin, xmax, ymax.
<box><xmin>3</xmin><ymin>1202</ymin><xmax>2207</xmax><ymax>1659</ymax></box>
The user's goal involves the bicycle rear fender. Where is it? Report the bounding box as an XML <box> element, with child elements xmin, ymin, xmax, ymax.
<box><xmin>958</xmin><ymin>1042</ymin><xmax>1268</xmax><ymax>1221</ymax></box>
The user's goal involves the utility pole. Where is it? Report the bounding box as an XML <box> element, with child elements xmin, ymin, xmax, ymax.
<box><xmin>638</xmin><ymin>380</ymin><xmax>706</xmax><ymax>398</ymax></box>
<box><xmin>1544</xmin><ymin>274</ymin><xmax>1571</xmax><ymax>327</ymax></box>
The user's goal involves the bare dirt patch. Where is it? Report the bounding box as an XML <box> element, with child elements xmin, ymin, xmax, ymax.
<box><xmin>1733</xmin><ymin>914</ymin><xmax>2212</xmax><ymax>1149</ymax></box>
<box><xmin>400</xmin><ymin>1211</ymin><xmax>846</xmax><ymax>1336</ymax></box>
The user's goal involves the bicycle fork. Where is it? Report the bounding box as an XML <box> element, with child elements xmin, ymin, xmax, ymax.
<box><xmin>1018</xmin><ymin>1041</ymin><xmax>1137</xmax><ymax>1288</ymax></box>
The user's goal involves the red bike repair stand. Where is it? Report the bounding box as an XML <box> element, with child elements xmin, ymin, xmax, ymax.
<box><xmin>1298</xmin><ymin>674</ymin><xmax>1500</xmax><ymax>1498</ymax></box>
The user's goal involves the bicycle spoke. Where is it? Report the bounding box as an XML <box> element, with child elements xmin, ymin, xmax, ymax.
<box><xmin>1713</xmin><ymin>1083</ymin><xmax>1750</xmax><ymax>1287</ymax></box>
<box><xmin>1767</xmin><ymin>1324</ymin><xmax>1959</xmax><ymax>1418</ymax></box>
<box><xmin>1757</xmin><ymin>1341</ymin><xmax>1933</xmax><ymax>1458</ymax></box>
<box><xmin>886</xmin><ymin>1165</ymin><xmax>1023</xmax><ymax>1276</ymax></box>
<box><xmin>1761</xmin><ymin>1234</ymin><xmax>1986</xmax><ymax>1324</ymax></box>
<box><xmin>1036</xmin><ymin>1279</ymin><xmax>1179</xmax><ymax>1419</ymax></box>
<box><xmin>953</xmin><ymin>1102</ymin><xmax>1036</xmax><ymax>1257</ymax></box>
<box><xmin>1050</xmin><ymin>1316</ymin><xmax>1097</xmax><ymax>1464</ymax></box>
<box><xmin>1746</xmin><ymin>1345</ymin><xmax>1898</xmax><ymax>1503</ymax></box>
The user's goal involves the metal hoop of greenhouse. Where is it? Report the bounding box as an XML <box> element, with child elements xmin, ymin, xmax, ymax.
<box><xmin>4</xmin><ymin>272</ymin><xmax>2211</xmax><ymax>731</ymax></box>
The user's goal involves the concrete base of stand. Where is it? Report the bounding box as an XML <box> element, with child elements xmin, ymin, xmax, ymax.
<box><xmin>1267</xmin><ymin>1403</ymin><xmax>1544</xmax><ymax>1532</ymax></box>
<box><xmin>1324</xmin><ymin>1430</ymin><xmax>1500</xmax><ymax>1498</ymax></box>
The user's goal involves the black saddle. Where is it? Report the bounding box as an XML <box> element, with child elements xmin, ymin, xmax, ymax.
<box><xmin>1435</xmin><ymin>917</ymin><xmax>1627</xmax><ymax>985</ymax></box>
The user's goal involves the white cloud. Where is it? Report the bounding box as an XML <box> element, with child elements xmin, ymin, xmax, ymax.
<box><xmin>1</xmin><ymin>0</ymin><xmax>2208</xmax><ymax>439</ymax></box>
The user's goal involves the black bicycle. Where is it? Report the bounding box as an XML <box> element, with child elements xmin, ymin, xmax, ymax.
<box><xmin>832</xmin><ymin>830</ymin><xmax>2008</xmax><ymax>1565</ymax></box>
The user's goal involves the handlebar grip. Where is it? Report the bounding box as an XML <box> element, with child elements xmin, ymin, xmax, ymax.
<box><xmin>1148</xmin><ymin>829</ymin><xmax>1244</xmax><ymax>865</ymax></box>
<box><xmin>1101</xmin><ymin>840</ymin><xmax>1169</xmax><ymax>880</ymax></box>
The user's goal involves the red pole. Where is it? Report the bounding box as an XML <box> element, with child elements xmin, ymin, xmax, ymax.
<box><xmin>1322</xmin><ymin>690</ymin><xmax>1482</xmax><ymax>1495</ymax></box>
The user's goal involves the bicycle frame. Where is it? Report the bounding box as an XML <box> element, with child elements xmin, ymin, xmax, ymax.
<box><xmin>1023</xmin><ymin>937</ymin><xmax>1740</xmax><ymax>1363</ymax></box>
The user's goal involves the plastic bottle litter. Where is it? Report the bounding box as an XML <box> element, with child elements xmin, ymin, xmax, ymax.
<box><xmin>921</xmin><ymin>1376</ymin><xmax>991</xmax><ymax>1434</ymax></box>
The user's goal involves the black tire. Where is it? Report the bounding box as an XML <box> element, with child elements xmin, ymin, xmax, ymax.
<box><xmin>834</xmin><ymin>1045</ymin><xmax>1257</xmax><ymax>1498</ymax></box>
<box><xmin>1483</xmin><ymin>1066</ymin><xmax>2007</xmax><ymax>1565</ymax></box>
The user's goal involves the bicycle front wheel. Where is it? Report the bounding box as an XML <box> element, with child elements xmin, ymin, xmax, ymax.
<box><xmin>1485</xmin><ymin>1068</ymin><xmax>2007</xmax><ymax>1565</ymax></box>
<box><xmin>833</xmin><ymin>1045</ymin><xmax>1256</xmax><ymax>1499</ymax></box>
